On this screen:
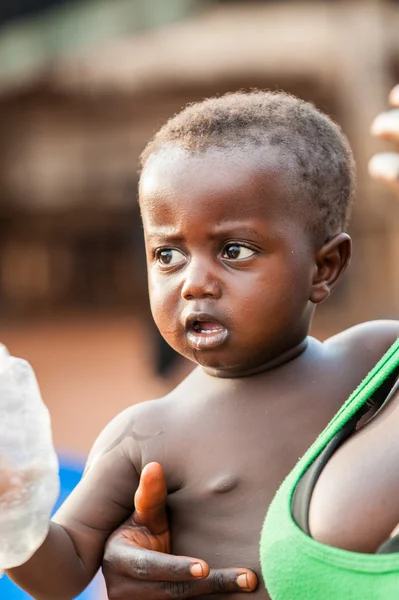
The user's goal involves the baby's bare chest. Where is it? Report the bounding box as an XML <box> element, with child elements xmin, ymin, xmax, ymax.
<box><xmin>136</xmin><ymin>365</ymin><xmax>363</xmax><ymax>599</ymax></box>
<box><xmin>163</xmin><ymin>388</ymin><xmax>332</xmax><ymax>534</ymax></box>
<box><xmin>160</xmin><ymin>400</ymin><xmax>328</xmax><ymax>600</ymax></box>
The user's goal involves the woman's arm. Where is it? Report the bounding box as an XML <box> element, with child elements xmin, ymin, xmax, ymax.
<box><xmin>6</xmin><ymin>406</ymin><xmax>141</xmax><ymax>600</ymax></box>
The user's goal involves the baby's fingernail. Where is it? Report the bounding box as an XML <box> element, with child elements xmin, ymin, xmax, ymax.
<box><xmin>190</xmin><ymin>563</ymin><xmax>204</xmax><ymax>577</ymax></box>
<box><xmin>237</xmin><ymin>573</ymin><xmax>249</xmax><ymax>589</ymax></box>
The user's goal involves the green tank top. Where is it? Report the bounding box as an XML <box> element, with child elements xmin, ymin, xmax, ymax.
<box><xmin>260</xmin><ymin>338</ymin><xmax>399</xmax><ymax>600</ymax></box>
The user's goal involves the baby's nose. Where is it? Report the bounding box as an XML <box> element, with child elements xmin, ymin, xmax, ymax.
<box><xmin>181</xmin><ymin>261</ymin><xmax>222</xmax><ymax>300</ymax></box>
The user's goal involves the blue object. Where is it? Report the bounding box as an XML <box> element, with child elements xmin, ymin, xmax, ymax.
<box><xmin>0</xmin><ymin>455</ymin><xmax>100</xmax><ymax>599</ymax></box>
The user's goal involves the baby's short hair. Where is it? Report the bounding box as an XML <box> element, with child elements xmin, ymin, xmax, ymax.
<box><xmin>140</xmin><ymin>91</ymin><xmax>356</xmax><ymax>237</ymax></box>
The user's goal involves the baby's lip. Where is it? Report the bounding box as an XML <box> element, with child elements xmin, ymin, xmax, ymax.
<box><xmin>184</xmin><ymin>312</ymin><xmax>228</xmax><ymax>350</ymax></box>
<box><xmin>184</xmin><ymin>312</ymin><xmax>226</xmax><ymax>332</ymax></box>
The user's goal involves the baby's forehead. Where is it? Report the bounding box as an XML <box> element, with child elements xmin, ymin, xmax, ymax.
<box><xmin>139</xmin><ymin>144</ymin><xmax>310</xmax><ymax>237</ymax></box>
<box><xmin>139</xmin><ymin>143</ymin><xmax>299</xmax><ymax>202</ymax></box>
<box><xmin>142</xmin><ymin>142</ymin><xmax>292</xmax><ymax>170</ymax></box>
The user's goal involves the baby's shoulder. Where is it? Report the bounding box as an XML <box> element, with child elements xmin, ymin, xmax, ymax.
<box><xmin>86</xmin><ymin>394</ymin><xmax>175</xmax><ymax>471</ymax></box>
<box><xmin>323</xmin><ymin>320</ymin><xmax>399</xmax><ymax>366</ymax></box>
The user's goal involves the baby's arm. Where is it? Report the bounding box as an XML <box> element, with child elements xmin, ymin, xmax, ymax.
<box><xmin>7</xmin><ymin>405</ymin><xmax>142</xmax><ymax>600</ymax></box>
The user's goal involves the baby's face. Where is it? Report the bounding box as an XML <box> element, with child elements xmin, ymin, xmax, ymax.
<box><xmin>139</xmin><ymin>144</ymin><xmax>317</xmax><ymax>377</ymax></box>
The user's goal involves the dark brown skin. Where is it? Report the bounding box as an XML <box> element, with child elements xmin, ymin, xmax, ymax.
<box><xmin>309</xmin><ymin>380</ymin><xmax>399</xmax><ymax>553</ymax></box>
<box><xmin>308</xmin><ymin>87</ymin><xmax>399</xmax><ymax>555</ymax></box>
<box><xmin>6</xmin><ymin>144</ymin><xmax>399</xmax><ymax>600</ymax></box>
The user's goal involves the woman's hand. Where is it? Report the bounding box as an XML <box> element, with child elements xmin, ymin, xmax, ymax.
<box><xmin>369</xmin><ymin>85</ymin><xmax>399</xmax><ymax>196</ymax></box>
<box><xmin>102</xmin><ymin>462</ymin><xmax>258</xmax><ymax>599</ymax></box>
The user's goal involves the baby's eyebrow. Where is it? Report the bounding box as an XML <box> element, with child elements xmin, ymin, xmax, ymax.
<box><xmin>146</xmin><ymin>228</ymin><xmax>184</xmax><ymax>241</ymax></box>
<box><xmin>146</xmin><ymin>223</ymin><xmax>267</xmax><ymax>242</ymax></box>
<box><xmin>211</xmin><ymin>225</ymin><xmax>263</xmax><ymax>240</ymax></box>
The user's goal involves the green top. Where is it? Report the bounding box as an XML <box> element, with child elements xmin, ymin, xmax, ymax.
<box><xmin>260</xmin><ymin>338</ymin><xmax>399</xmax><ymax>600</ymax></box>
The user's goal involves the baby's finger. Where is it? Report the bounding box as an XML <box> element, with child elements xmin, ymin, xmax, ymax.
<box><xmin>370</xmin><ymin>109</ymin><xmax>399</xmax><ymax>142</ymax></box>
<box><xmin>368</xmin><ymin>152</ymin><xmax>399</xmax><ymax>196</ymax></box>
<box><xmin>389</xmin><ymin>85</ymin><xmax>399</xmax><ymax>108</ymax></box>
<box><xmin>134</xmin><ymin>462</ymin><xmax>168</xmax><ymax>534</ymax></box>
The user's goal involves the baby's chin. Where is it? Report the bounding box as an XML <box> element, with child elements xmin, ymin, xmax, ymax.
<box><xmin>167</xmin><ymin>336</ymin><xmax>272</xmax><ymax>377</ymax></box>
<box><xmin>172</xmin><ymin>344</ymin><xmax>236</xmax><ymax>375</ymax></box>
<box><xmin>189</xmin><ymin>345</ymin><xmax>305</xmax><ymax>378</ymax></box>
<box><xmin>187</xmin><ymin>350</ymin><xmax>260</xmax><ymax>378</ymax></box>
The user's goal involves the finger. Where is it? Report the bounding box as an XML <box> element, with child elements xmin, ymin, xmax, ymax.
<box><xmin>370</xmin><ymin>109</ymin><xmax>399</xmax><ymax>142</ymax></box>
<box><xmin>161</xmin><ymin>567</ymin><xmax>258</xmax><ymax>596</ymax></box>
<box><xmin>134</xmin><ymin>462</ymin><xmax>168</xmax><ymax>534</ymax></box>
<box><xmin>368</xmin><ymin>152</ymin><xmax>399</xmax><ymax>196</ymax></box>
<box><xmin>202</xmin><ymin>568</ymin><xmax>258</xmax><ymax>594</ymax></box>
<box><xmin>104</xmin><ymin>533</ymin><xmax>210</xmax><ymax>581</ymax></box>
<box><xmin>106</xmin><ymin>569</ymin><xmax>257</xmax><ymax>600</ymax></box>
<box><xmin>104</xmin><ymin>568</ymin><xmax>257</xmax><ymax>600</ymax></box>
<box><xmin>389</xmin><ymin>85</ymin><xmax>399</xmax><ymax>108</ymax></box>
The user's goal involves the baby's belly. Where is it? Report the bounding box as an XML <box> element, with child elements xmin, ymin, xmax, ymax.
<box><xmin>168</xmin><ymin>491</ymin><xmax>271</xmax><ymax>599</ymax></box>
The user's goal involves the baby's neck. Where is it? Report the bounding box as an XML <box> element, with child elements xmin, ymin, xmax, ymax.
<box><xmin>203</xmin><ymin>337</ymin><xmax>309</xmax><ymax>379</ymax></box>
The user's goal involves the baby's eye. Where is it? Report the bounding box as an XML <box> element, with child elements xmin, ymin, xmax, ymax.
<box><xmin>156</xmin><ymin>248</ymin><xmax>186</xmax><ymax>266</ymax></box>
<box><xmin>222</xmin><ymin>244</ymin><xmax>256</xmax><ymax>260</ymax></box>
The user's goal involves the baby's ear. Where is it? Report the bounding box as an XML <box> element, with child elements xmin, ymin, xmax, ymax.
<box><xmin>310</xmin><ymin>233</ymin><xmax>352</xmax><ymax>304</ymax></box>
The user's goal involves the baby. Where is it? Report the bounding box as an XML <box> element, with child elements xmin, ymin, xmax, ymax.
<box><xmin>7</xmin><ymin>91</ymin><xmax>399</xmax><ymax>600</ymax></box>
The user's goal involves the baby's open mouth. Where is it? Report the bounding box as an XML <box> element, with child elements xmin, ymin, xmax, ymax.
<box><xmin>186</xmin><ymin>318</ymin><xmax>228</xmax><ymax>349</ymax></box>
<box><xmin>192</xmin><ymin>320</ymin><xmax>225</xmax><ymax>334</ymax></box>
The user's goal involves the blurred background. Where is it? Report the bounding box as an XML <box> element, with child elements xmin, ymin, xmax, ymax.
<box><xmin>1</xmin><ymin>0</ymin><xmax>399</xmax><ymax>597</ymax></box>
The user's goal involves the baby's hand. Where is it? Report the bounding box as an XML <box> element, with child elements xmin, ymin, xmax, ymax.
<box><xmin>103</xmin><ymin>462</ymin><xmax>258</xmax><ymax>599</ymax></box>
<box><xmin>369</xmin><ymin>85</ymin><xmax>399</xmax><ymax>196</ymax></box>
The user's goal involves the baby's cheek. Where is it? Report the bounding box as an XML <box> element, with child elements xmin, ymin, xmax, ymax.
<box><xmin>150</xmin><ymin>286</ymin><xmax>180</xmax><ymax>340</ymax></box>
<box><xmin>149</xmin><ymin>278</ymin><xmax>169</xmax><ymax>314</ymax></box>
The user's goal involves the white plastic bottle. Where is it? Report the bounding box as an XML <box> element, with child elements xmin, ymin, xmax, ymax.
<box><xmin>0</xmin><ymin>344</ymin><xmax>59</xmax><ymax>573</ymax></box>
